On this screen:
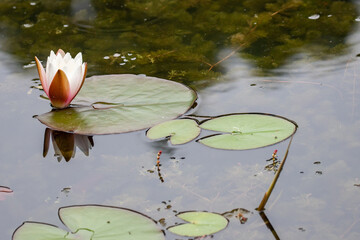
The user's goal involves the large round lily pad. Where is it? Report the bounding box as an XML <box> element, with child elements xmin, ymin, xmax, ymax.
<box><xmin>167</xmin><ymin>211</ymin><xmax>228</xmax><ymax>237</ymax></box>
<box><xmin>35</xmin><ymin>74</ymin><xmax>197</xmax><ymax>135</ymax></box>
<box><xmin>198</xmin><ymin>113</ymin><xmax>297</xmax><ymax>150</ymax></box>
<box><xmin>12</xmin><ymin>205</ymin><xmax>165</xmax><ymax>240</ymax></box>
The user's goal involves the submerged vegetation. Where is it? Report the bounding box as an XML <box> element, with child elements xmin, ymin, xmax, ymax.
<box><xmin>0</xmin><ymin>0</ymin><xmax>357</xmax><ymax>86</ymax></box>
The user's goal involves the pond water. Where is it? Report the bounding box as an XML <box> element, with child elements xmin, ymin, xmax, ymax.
<box><xmin>1</xmin><ymin>0</ymin><xmax>360</xmax><ymax>239</ymax></box>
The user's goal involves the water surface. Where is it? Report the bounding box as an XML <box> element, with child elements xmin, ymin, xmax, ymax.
<box><xmin>1</xmin><ymin>1</ymin><xmax>360</xmax><ymax>239</ymax></box>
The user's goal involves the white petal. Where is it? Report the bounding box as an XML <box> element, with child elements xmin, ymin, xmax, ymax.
<box><xmin>47</xmin><ymin>62</ymin><xmax>59</xmax><ymax>84</ymax></box>
<box><xmin>75</xmin><ymin>56</ymin><xmax>82</xmax><ymax>67</ymax></box>
<box><xmin>46</xmin><ymin>51</ymin><xmax>56</xmax><ymax>75</ymax></box>
<box><xmin>63</xmin><ymin>52</ymin><xmax>72</xmax><ymax>64</ymax></box>
<box><xmin>61</xmin><ymin>62</ymin><xmax>75</xmax><ymax>78</ymax></box>
<box><xmin>74</xmin><ymin>52</ymin><xmax>83</xmax><ymax>63</ymax></box>
<box><xmin>49</xmin><ymin>50</ymin><xmax>56</xmax><ymax>61</ymax></box>
<box><xmin>67</xmin><ymin>64</ymin><xmax>82</xmax><ymax>98</ymax></box>
<box><xmin>54</xmin><ymin>55</ymin><xmax>60</xmax><ymax>68</ymax></box>
<box><xmin>46</xmin><ymin>56</ymin><xmax>51</xmax><ymax>75</ymax></box>
<box><xmin>62</xmin><ymin>58</ymin><xmax>76</xmax><ymax>75</ymax></box>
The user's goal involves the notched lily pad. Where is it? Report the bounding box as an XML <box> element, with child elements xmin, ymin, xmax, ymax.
<box><xmin>36</xmin><ymin>74</ymin><xmax>197</xmax><ymax>135</ymax></box>
<box><xmin>198</xmin><ymin>113</ymin><xmax>297</xmax><ymax>150</ymax></box>
<box><xmin>146</xmin><ymin>119</ymin><xmax>200</xmax><ymax>145</ymax></box>
<box><xmin>12</xmin><ymin>205</ymin><xmax>165</xmax><ymax>240</ymax></box>
<box><xmin>167</xmin><ymin>211</ymin><xmax>228</xmax><ymax>237</ymax></box>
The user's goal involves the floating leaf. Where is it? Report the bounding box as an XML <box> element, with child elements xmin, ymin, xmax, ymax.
<box><xmin>146</xmin><ymin>119</ymin><xmax>200</xmax><ymax>145</ymax></box>
<box><xmin>36</xmin><ymin>74</ymin><xmax>197</xmax><ymax>135</ymax></box>
<box><xmin>198</xmin><ymin>113</ymin><xmax>297</xmax><ymax>150</ymax></box>
<box><xmin>12</xmin><ymin>222</ymin><xmax>75</xmax><ymax>240</ymax></box>
<box><xmin>13</xmin><ymin>205</ymin><xmax>165</xmax><ymax>240</ymax></box>
<box><xmin>168</xmin><ymin>211</ymin><xmax>228</xmax><ymax>237</ymax></box>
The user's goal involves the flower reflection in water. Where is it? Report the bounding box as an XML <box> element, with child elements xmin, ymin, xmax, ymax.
<box><xmin>43</xmin><ymin>128</ymin><xmax>94</xmax><ymax>162</ymax></box>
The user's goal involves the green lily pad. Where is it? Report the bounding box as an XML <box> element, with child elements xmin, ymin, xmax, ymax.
<box><xmin>167</xmin><ymin>211</ymin><xmax>228</xmax><ymax>237</ymax></box>
<box><xmin>198</xmin><ymin>113</ymin><xmax>297</xmax><ymax>150</ymax></box>
<box><xmin>35</xmin><ymin>74</ymin><xmax>197</xmax><ymax>135</ymax></box>
<box><xmin>146</xmin><ymin>119</ymin><xmax>200</xmax><ymax>145</ymax></box>
<box><xmin>12</xmin><ymin>205</ymin><xmax>165</xmax><ymax>240</ymax></box>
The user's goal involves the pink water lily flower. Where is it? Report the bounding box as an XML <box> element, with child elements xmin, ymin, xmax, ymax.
<box><xmin>35</xmin><ymin>49</ymin><xmax>87</xmax><ymax>109</ymax></box>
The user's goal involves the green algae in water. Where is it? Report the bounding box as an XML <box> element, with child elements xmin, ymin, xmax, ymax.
<box><xmin>0</xmin><ymin>0</ymin><xmax>357</xmax><ymax>85</ymax></box>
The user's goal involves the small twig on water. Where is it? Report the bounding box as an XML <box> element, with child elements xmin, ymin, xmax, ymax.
<box><xmin>207</xmin><ymin>25</ymin><xmax>257</xmax><ymax>71</ymax></box>
<box><xmin>208</xmin><ymin>46</ymin><xmax>242</xmax><ymax>72</ymax></box>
